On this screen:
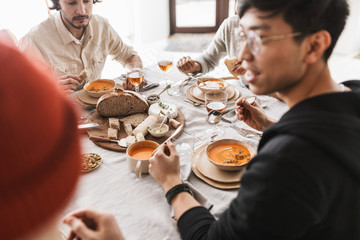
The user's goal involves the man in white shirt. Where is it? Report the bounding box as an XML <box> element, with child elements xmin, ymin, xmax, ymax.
<box><xmin>20</xmin><ymin>0</ymin><xmax>142</xmax><ymax>94</ymax></box>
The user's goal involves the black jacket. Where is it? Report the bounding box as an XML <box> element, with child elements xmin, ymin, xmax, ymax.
<box><xmin>178</xmin><ymin>80</ymin><xmax>360</xmax><ymax>240</ymax></box>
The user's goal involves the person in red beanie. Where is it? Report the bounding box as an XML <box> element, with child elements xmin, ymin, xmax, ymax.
<box><xmin>0</xmin><ymin>39</ymin><xmax>125</xmax><ymax>240</ymax></box>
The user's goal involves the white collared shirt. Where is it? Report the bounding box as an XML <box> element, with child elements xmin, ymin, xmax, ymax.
<box><xmin>19</xmin><ymin>12</ymin><xmax>137</xmax><ymax>86</ymax></box>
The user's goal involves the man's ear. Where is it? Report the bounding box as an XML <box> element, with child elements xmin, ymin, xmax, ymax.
<box><xmin>304</xmin><ymin>30</ymin><xmax>331</xmax><ymax>64</ymax></box>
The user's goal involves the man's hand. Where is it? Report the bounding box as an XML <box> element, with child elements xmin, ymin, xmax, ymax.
<box><xmin>58</xmin><ymin>75</ymin><xmax>82</xmax><ymax>94</ymax></box>
<box><xmin>63</xmin><ymin>209</ymin><xmax>125</xmax><ymax>240</ymax></box>
<box><xmin>230</xmin><ymin>59</ymin><xmax>246</xmax><ymax>76</ymax></box>
<box><xmin>236</xmin><ymin>97</ymin><xmax>276</xmax><ymax>131</ymax></box>
<box><xmin>177</xmin><ymin>56</ymin><xmax>201</xmax><ymax>75</ymax></box>
<box><xmin>149</xmin><ymin>140</ymin><xmax>182</xmax><ymax>192</ymax></box>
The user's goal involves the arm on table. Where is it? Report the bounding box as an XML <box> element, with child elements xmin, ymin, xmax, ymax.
<box><xmin>123</xmin><ymin>55</ymin><xmax>146</xmax><ymax>90</ymax></box>
<box><xmin>177</xmin><ymin>56</ymin><xmax>202</xmax><ymax>75</ymax></box>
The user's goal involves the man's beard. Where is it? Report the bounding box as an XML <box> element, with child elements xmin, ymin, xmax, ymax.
<box><xmin>61</xmin><ymin>10</ymin><xmax>90</xmax><ymax>30</ymax></box>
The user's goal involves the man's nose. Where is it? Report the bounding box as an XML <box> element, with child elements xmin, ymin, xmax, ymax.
<box><xmin>76</xmin><ymin>2</ymin><xmax>86</xmax><ymax>15</ymax></box>
<box><xmin>238</xmin><ymin>40</ymin><xmax>253</xmax><ymax>61</ymax></box>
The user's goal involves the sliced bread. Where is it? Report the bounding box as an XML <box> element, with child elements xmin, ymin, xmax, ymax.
<box><xmin>224</xmin><ymin>58</ymin><xmax>240</xmax><ymax>77</ymax></box>
<box><xmin>119</xmin><ymin>113</ymin><xmax>148</xmax><ymax>127</ymax></box>
<box><xmin>97</xmin><ymin>89</ymin><xmax>149</xmax><ymax>117</ymax></box>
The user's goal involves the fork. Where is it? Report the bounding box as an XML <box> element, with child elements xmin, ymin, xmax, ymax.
<box><xmin>230</xmin><ymin>124</ymin><xmax>262</xmax><ymax>139</ymax></box>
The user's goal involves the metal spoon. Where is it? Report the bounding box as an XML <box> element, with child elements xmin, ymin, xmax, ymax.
<box><xmin>150</xmin><ymin>124</ymin><xmax>184</xmax><ymax>156</ymax></box>
<box><xmin>157</xmin><ymin>84</ymin><xmax>171</xmax><ymax>97</ymax></box>
<box><xmin>207</xmin><ymin>106</ymin><xmax>237</xmax><ymax>124</ymax></box>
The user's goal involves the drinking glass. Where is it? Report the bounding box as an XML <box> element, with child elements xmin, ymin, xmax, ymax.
<box><xmin>157</xmin><ymin>53</ymin><xmax>175</xmax><ymax>94</ymax></box>
<box><xmin>205</xmin><ymin>90</ymin><xmax>228</xmax><ymax>137</ymax></box>
<box><xmin>127</xmin><ymin>68</ymin><xmax>144</xmax><ymax>93</ymax></box>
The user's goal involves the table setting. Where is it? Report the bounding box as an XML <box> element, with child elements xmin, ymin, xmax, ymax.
<box><xmin>61</xmin><ymin>51</ymin><xmax>288</xmax><ymax>239</ymax></box>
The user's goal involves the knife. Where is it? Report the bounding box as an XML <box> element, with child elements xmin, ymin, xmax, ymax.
<box><xmin>78</xmin><ymin>123</ymin><xmax>99</xmax><ymax>129</ymax></box>
<box><xmin>89</xmin><ymin>136</ymin><xmax>127</xmax><ymax>148</ymax></box>
<box><xmin>230</xmin><ymin>125</ymin><xmax>263</xmax><ymax>138</ymax></box>
<box><xmin>139</xmin><ymin>82</ymin><xmax>159</xmax><ymax>92</ymax></box>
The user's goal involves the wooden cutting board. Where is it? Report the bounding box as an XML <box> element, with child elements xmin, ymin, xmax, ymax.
<box><xmin>87</xmin><ymin>110</ymin><xmax>185</xmax><ymax>152</ymax></box>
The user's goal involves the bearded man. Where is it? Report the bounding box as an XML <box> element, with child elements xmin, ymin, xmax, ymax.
<box><xmin>20</xmin><ymin>0</ymin><xmax>142</xmax><ymax>94</ymax></box>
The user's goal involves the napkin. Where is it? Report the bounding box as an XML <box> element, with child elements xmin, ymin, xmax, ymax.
<box><xmin>170</xmin><ymin>155</ymin><xmax>213</xmax><ymax>219</ymax></box>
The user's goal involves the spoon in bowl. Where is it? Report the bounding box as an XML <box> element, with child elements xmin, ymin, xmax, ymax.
<box><xmin>207</xmin><ymin>106</ymin><xmax>237</xmax><ymax>124</ymax></box>
<box><xmin>146</xmin><ymin>84</ymin><xmax>171</xmax><ymax>103</ymax></box>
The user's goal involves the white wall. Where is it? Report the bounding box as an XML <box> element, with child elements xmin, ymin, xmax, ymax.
<box><xmin>131</xmin><ymin>0</ymin><xmax>170</xmax><ymax>45</ymax></box>
<box><xmin>0</xmin><ymin>0</ymin><xmax>169</xmax><ymax>45</ymax></box>
<box><xmin>333</xmin><ymin>0</ymin><xmax>360</xmax><ymax>55</ymax></box>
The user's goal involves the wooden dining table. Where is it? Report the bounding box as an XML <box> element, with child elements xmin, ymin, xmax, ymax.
<box><xmin>59</xmin><ymin>50</ymin><xmax>288</xmax><ymax>239</ymax></box>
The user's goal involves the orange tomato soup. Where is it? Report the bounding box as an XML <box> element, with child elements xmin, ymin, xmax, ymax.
<box><xmin>130</xmin><ymin>147</ymin><xmax>156</xmax><ymax>160</ymax></box>
<box><xmin>86</xmin><ymin>80</ymin><xmax>114</xmax><ymax>92</ymax></box>
<box><xmin>208</xmin><ymin>144</ymin><xmax>251</xmax><ymax>165</ymax></box>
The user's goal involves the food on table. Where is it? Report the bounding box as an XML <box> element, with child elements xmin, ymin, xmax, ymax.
<box><xmin>208</xmin><ymin>143</ymin><xmax>251</xmax><ymax>166</ymax></box>
<box><xmin>169</xmin><ymin>118</ymin><xmax>181</xmax><ymax>129</ymax></box>
<box><xmin>119</xmin><ymin>113</ymin><xmax>148</xmax><ymax>127</ymax></box>
<box><xmin>148</xmin><ymin>102</ymin><xmax>178</xmax><ymax>120</ymax></box>
<box><xmin>147</xmin><ymin>95</ymin><xmax>160</xmax><ymax>102</ymax></box>
<box><xmin>81</xmin><ymin>153</ymin><xmax>101</xmax><ymax>173</ymax></box>
<box><xmin>125</xmin><ymin>135</ymin><xmax>136</xmax><ymax>146</ymax></box>
<box><xmin>107</xmin><ymin>128</ymin><xmax>118</xmax><ymax>140</ymax></box>
<box><xmin>148</xmin><ymin>124</ymin><xmax>169</xmax><ymax>137</ymax></box>
<box><xmin>224</xmin><ymin>57</ymin><xmax>241</xmax><ymax>77</ymax></box>
<box><xmin>132</xmin><ymin>115</ymin><xmax>158</xmax><ymax>136</ymax></box>
<box><xmin>198</xmin><ymin>79</ymin><xmax>226</xmax><ymax>89</ymax></box>
<box><xmin>78</xmin><ymin>69</ymin><xmax>88</xmax><ymax>84</ymax></box>
<box><xmin>109</xmin><ymin>118</ymin><xmax>120</xmax><ymax>130</ymax></box>
<box><xmin>196</xmin><ymin>78</ymin><xmax>228</xmax><ymax>94</ymax></box>
<box><xmin>129</xmin><ymin>146</ymin><xmax>157</xmax><ymax>160</ymax></box>
<box><xmin>124</xmin><ymin>123</ymin><xmax>133</xmax><ymax>136</ymax></box>
<box><xmin>97</xmin><ymin>89</ymin><xmax>148</xmax><ymax>117</ymax></box>
<box><xmin>135</xmin><ymin>132</ymin><xmax>145</xmax><ymax>142</ymax></box>
<box><xmin>85</xmin><ymin>79</ymin><xmax>114</xmax><ymax>92</ymax></box>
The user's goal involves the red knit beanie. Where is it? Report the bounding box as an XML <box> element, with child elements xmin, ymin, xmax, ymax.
<box><xmin>0</xmin><ymin>41</ymin><xmax>81</xmax><ymax>239</ymax></box>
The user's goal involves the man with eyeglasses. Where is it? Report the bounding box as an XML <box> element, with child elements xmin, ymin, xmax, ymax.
<box><xmin>149</xmin><ymin>0</ymin><xmax>360</xmax><ymax>239</ymax></box>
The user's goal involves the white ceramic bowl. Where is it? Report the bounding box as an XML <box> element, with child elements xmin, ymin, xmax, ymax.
<box><xmin>205</xmin><ymin>139</ymin><xmax>255</xmax><ymax>171</ymax></box>
<box><xmin>196</xmin><ymin>77</ymin><xmax>227</xmax><ymax>94</ymax></box>
<box><xmin>84</xmin><ymin>79</ymin><xmax>115</xmax><ymax>98</ymax></box>
<box><xmin>146</xmin><ymin>94</ymin><xmax>161</xmax><ymax>105</ymax></box>
<box><xmin>126</xmin><ymin>140</ymin><xmax>159</xmax><ymax>177</ymax></box>
<box><xmin>148</xmin><ymin>123</ymin><xmax>169</xmax><ymax>138</ymax></box>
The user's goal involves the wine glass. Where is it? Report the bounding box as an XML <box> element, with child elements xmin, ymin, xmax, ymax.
<box><xmin>157</xmin><ymin>53</ymin><xmax>173</xmax><ymax>86</ymax></box>
<box><xmin>205</xmin><ymin>90</ymin><xmax>228</xmax><ymax>138</ymax></box>
<box><xmin>127</xmin><ymin>68</ymin><xmax>144</xmax><ymax>93</ymax></box>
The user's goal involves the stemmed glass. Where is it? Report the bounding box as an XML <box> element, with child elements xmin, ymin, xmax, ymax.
<box><xmin>127</xmin><ymin>67</ymin><xmax>144</xmax><ymax>93</ymax></box>
<box><xmin>205</xmin><ymin>90</ymin><xmax>228</xmax><ymax>137</ymax></box>
<box><xmin>157</xmin><ymin>53</ymin><xmax>173</xmax><ymax>86</ymax></box>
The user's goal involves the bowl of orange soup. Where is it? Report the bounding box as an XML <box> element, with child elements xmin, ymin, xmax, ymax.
<box><xmin>206</xmin><ymin>139</ymin><xmax>255</xmax><ymax>171</ymax></box>
<box><xmin>196</xmin><ymin>77</ymin><xmax>227</xmax><ymax>94</ymax></box>
<box><xmin>84</xmin><ymin>79</ymin><xmax>115</xmax><ymax>98</ymax></box>
<box><xmin>126</xmin><ymin>140</ymin><xmax>159</xmax><ymax>177</ymax></box>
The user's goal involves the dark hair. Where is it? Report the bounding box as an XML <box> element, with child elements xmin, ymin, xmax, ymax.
<box><xmin>49</xmin><ymin>0</ymin><xmax>102</xmax><ymax>11</ymax></box>
<box><xmin>237</xmin><ymin>0</ymin><xmax>349</xmax><ymax>61</ymax></box>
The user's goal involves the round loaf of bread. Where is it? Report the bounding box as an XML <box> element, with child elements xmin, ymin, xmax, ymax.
<box><xmin>97</xmin><ymin>89</ymin><xmax>149</xmax><ymax>117</ymax></box>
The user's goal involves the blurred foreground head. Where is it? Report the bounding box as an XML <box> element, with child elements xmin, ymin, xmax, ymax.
<box><xmin>0</xmin><ymin>40</ymin><xmax>81</xmax><ymax>239</ymax></box>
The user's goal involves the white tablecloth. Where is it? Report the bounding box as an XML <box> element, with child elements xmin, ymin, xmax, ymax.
<box><xmin>59</xmin><ymin>52</ymin><xmax>288</xmax><ymax>240</ymax></box>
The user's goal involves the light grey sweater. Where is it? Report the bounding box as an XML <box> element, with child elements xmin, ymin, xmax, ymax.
<box><xmin>194</xmin><ymin>15</ymin><xmax>240</xmax><ymax>74</ymax></box>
